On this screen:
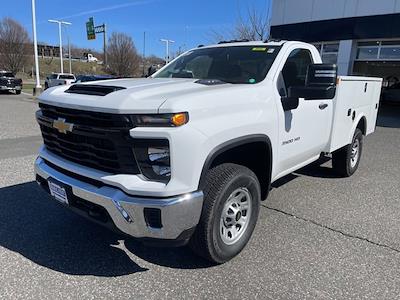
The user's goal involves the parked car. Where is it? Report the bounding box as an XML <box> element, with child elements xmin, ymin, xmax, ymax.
<box><xmin>74</xmin><ymin>75</ymin><xmax>115</xmax><ymax>83</ymax></box>
<box><xmin>44</xmin><ymin>73</ymin><xmax>76</xmax><ymax>89</ymax></box>
<box><xmin>35</xmin><ymin>40</ymin><xmax>382</xmax><ymax>264</ymax></box>
<box><xmin>381</xmin><ymin>82</ymin><xmax>400</xmax><ymax>104</ymax></box>
<box><xmin>0</xmin><ymin>71</ymin><xmax>22</xmax><ymax>94</ymax></box>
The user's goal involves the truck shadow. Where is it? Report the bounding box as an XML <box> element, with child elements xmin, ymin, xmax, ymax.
<box><xmin>123</xmin><ymin>240</ymin><xmax>214</xmax><ymax>269</ymax></box>
<box><xmin>294</xmin><ymin>156</ymin><xmax>343</xmax><ymax>179</ymax></box>
<box><xmin>272</xmin><ymin>156</ymin><xmax>341</xmax><ymax>190</ymax></box>
<box><xmin>0</xmin><ymin>182</ymin><xmax>211</xmax><ymax>276</ymax></box>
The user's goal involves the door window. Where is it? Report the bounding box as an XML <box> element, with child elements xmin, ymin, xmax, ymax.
<box><xmin>280</xmin><ymin>49</ymin><xmax>313</xmax><ymax>95</ymax></box>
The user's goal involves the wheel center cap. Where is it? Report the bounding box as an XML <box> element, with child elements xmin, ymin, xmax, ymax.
<box><xmin>235</xmin><ymin>211</ymin><xmax>242</xmax><ymax>221</ymax></box>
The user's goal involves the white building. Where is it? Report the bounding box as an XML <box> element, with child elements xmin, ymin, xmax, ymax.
<box><xmin>270</xmin><ymin>0</ymin><xmax>400</xmax><ymax>87</ymax></box>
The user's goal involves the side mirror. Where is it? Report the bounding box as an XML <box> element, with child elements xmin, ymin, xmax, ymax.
<box><xmin>307</xmin><ymin>64</ymin><xmax>337</xmax><ymax>86</ymax></box>
<box><xmin>281</xmin><ymin>96</ymin><xmax>299</xmax><ymax>111</ymax></box>
<box><xmin>290</xmin><ymin>64</ymin><xmax>338</xmax><ymax>100</ymax></box>
<box><xmin>147</xmin><ymin>66</ymin><xmax>157</xmax><ymax>77</ymax></box>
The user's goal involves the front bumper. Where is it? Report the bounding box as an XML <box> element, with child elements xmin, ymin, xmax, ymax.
<box><xmin>34</xmin><ymin>157</ymin><xmax>204</xmax><ymax>242</ymax></box>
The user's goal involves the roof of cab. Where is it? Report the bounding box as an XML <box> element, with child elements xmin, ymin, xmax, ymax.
<box><xmin>198</xmin><ymin>40</ymin><xmax>288</xmax><ymax>49</ymax></box>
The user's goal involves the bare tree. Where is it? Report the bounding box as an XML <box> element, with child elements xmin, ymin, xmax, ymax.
<box><xmin>106</xmin><ymin>32</ymin><xmax>140</xmax><ymax>76</ymax></box>
<box><xmin>0</xmin><ymin>18</ymin><xmax>30</xmax><ymax>74</ymax></box>
<box><xmin>210</xmin><ymin>4</ymin><xmax>271</xmax><ymax>43</ymax></box>
<box><xmin>235</xmin><ymin>6</ymin><xmax>270</xmax><ymax>41</ymax></box>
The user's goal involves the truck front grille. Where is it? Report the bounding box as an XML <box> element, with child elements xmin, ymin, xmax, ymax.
<box><xmin>37</xmin><ymin>104</ymin><xmax>140</xmax><ymax>175</ymax></box>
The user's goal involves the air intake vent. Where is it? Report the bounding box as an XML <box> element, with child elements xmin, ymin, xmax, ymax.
<box><xmin>65</xmin><ymin>84</ymin><xmax>125</xmax><ymax>96</ymax></box>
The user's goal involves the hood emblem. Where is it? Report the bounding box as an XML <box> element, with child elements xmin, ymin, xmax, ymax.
<box><xmin>53</xmin><ymin>118</ymin><xmax>74</xmax><ymax>134</ymax></box>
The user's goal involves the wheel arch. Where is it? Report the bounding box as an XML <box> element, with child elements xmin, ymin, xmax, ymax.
<box><xmin>199</xmin><ymin>134</ymin><xmax>273</xmax><ymax>200</ymax></box>
<box><xmin>347</xmin><ymin>114</ymin><xmax>367</xmax><ymax>145</ymax></box>
<box><xmin>356</xmin><ymin>116</ymin><xmax>367</xmax><ymax>136</ymax></box>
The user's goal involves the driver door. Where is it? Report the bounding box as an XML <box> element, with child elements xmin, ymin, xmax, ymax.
<box><xmin>275</xmin><ymin>47</ymin><xmax>332</xmax><ymax>174</ymax></box>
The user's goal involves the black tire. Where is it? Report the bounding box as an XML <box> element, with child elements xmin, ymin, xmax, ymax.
<box><xmin>44</xmin><ymin>83</ymin><xmax>48</xmax><ymax>90</ymax></box>
<box><xmin>15</xmin><ymin>90</ymin><xmax>21</xmax><ymax>95</ymax></box>
<box><xmin>189</xmin><ymin>163</ymin><xmax>261</xmax><ymax>264</ymax></box>
<box><xmin>332</xmin><ymin>128</ymin><xmax>363</xmax><ymax>177</ymax></box>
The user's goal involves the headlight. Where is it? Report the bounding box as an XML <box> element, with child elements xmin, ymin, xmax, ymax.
<box><xmin>133</xmin><ymin>139</ymin><xmax>171</xmax><ymax>182</ymax></box>
<box><xmin>130</xmin><ymin>112</ymin><xmax>188</xmax><ymax>127</ymax></box>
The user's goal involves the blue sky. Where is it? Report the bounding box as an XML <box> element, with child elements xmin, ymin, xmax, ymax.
<box><xmin>2</xmin><ymin>0</ymin><xmax>272</xmax><ymax>57</ymax></box>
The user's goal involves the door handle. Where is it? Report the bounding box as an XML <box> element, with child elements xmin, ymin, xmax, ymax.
<box><xmin>319</xmin><ymin>103</ymin><xmax>328</xmax><ymax>110</ymax></box>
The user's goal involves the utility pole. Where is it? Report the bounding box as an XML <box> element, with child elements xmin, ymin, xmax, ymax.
<box><xmin>184</xmin><ymin>25</ymin><xmax>189</xmax><ymax>51</ymax></box>
<box><xmin>160</xmin><ymin>39</ymin><xmax>175</xmax><ymax>64</ymax></box>
<box><xmin>142</xmin><ymin>31</ymin><xmax>146</xmax><ymax>76</ymax></box>
<box><xmin>48</xmin><ymin>19</ymin><xmax>72</xmax><ymax>73</ymax></box>
<box><xmin>103</xmin><ymin>24</ymin><xmax>107</xmax><ymax>66</ymax></box>
<box><xmin>68</xmin><ymin>36</ymin><xmax>72</xmax><ymax>74</ymax></box>
<box><xmin>31</xmin><ymin>0</ymin><xmax>42</xmax><ymax>95</ymax></box>
<box><xmin>92</xmin><ymin>21</ymin><xmax>107</xmax><ymax>66</ymax></box>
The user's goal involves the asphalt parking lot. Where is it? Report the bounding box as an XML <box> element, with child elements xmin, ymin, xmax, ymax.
<box><xmin>0</xmin><ymin>93</ymin><xmax>399</xmax><ymax>299</ymax></box>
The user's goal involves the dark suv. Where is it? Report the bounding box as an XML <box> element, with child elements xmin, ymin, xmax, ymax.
<box><xmin>0</xmin><ymin>71</ymin><xmax>23</xmax><ymax>95</ymax></box>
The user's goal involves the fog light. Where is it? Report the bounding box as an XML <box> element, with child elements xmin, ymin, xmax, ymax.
<box><xmin>133</xmin><ymin>139</ymin><xmax>171</xmax><ymax>182</ymax></box>
<box><xmin>148</xmin><ymin>147</ymin><xmax>171</xmax><ymax>177</ymax></box>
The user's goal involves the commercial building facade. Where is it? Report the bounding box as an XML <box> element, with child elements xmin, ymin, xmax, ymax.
<box><xmin>270</xmin><ymin>0</ymin><xmax>400</xmax><ymax>87</ymax></box>
<box><xmin>37</xmin><ymin>44</ymin><xmax>60</xmax><ymax>58</ymax></box>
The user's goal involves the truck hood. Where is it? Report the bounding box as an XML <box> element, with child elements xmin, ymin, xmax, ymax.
<box><xmin>38</xmin><ymin>78</ymin><xmax>236</xmax><ymax>114</ymax></box>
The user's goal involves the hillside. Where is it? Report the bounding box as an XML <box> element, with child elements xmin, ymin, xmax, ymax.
<box><xmin>19</xmin><ymin>57</ymin><xmax>107</xmax><ymax>82</ymax></box>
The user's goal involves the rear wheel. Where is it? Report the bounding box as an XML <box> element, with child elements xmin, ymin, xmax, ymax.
<box><xmin>189</xmin><ymin>163</ymin><xmax>261</xmax><ymax>264</ymax></box>
<box><xmin>332</xmin><ymin>128</ymin><xmax>363</xmax><ymax>177</ymax></box>
<box><xmin>15</xmin><ymin>90</ymin><xmax>21</xmax><ymax>95</ymax></box>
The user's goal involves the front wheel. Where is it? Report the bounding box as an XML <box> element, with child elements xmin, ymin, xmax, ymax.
<box><xmin>15</xmin><ymin>90</ymin><xmax>21</xmax><ymax>95</ymax></box>
<box><xmin>332</xmin><ymin>128</ymin><xmax>363</xmax><ymax>177</ymax></box>
<box><xmin>189</xmin><ymin>163</ymin><xmax>261</xmax><ymax>264</ymax></box>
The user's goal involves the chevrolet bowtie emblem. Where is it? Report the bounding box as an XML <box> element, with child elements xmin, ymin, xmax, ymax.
<box><xmin>52</xmin><ymin>118</ymin><xmax>74</xmax><ymax>134</ymax></box>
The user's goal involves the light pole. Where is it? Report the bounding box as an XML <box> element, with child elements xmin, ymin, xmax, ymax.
<box><xmin>31</xmin><ymin>0</ymin><xmax>42</xmax><ymax>95</ymax></box>
<box><xmin>160</xmin><ymin>39</ymin><xmax>175</xmax><ymax>64</ymax></box>
<box><xmin>68</xmin><ymin>36</ymin><xmax>72</xmax><ymax>74</ymax></box>
<box><xmin>48</xmin><ymin>19</ymin><xmax>71</xmax><ymax>73</ymax></box>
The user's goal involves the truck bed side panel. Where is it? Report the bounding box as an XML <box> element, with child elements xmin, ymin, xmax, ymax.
<box><xmin>326</xmin><ymin>76</ymin><xmax>382</xmax><ymax>153</ymax></box>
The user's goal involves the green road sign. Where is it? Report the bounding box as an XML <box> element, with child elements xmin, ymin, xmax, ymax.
<box><xmin>95</xmin><ymin>24</ymin><xmax>105</xmax><ymax>34</ymax></box>
<box><xmin>86</xmin><ymin>17</ymin><xmax>96</xmax><ymax>40</ymax></box>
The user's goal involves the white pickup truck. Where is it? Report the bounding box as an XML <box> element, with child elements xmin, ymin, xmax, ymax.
<box><xmin>35</xmin><ymin>40</ymin><xmax>382</xmax><ymax>264</ymax></box>
<box><xmin>44</xmin><ymin>73</ymin><xmax>76</xmax><ymax>90</ymax></box>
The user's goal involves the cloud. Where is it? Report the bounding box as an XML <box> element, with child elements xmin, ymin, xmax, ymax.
<box><xmin>56</xmin><ymin>0</ymin><xmax>155</xmax><ymax>20</ymax></box>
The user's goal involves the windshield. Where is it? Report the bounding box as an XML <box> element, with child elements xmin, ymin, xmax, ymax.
<box><xmin>154</xmin><ymin>46</ymin><xmax>281</xmax><ymax>84</ymax></box>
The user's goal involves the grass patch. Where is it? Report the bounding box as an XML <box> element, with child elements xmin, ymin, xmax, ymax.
<box><xmin>22</xmin><ymin>83</ymin><xmax>35</xmax><ymax>95</ymax></box>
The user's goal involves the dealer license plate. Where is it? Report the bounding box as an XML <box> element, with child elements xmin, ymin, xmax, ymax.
<box><xmin>48</xmin><ymin>180</ymin><xmax>69</xmax><ymax>205</ymax></box>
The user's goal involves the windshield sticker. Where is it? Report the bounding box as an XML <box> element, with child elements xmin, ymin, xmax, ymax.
<box><xmin>249</xmin><ymin>78</ymin><xmax>256</xmax><ymax>84</ymax></box>
<box><xmin>267</xmin><ymin>48</ymin><xmax>275</xmax><ymax>53</ymax></box>
<box><xmin>252</xmin><ymin>47</ymin><xmax>267</xmax><ymax>51</ymax></box>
